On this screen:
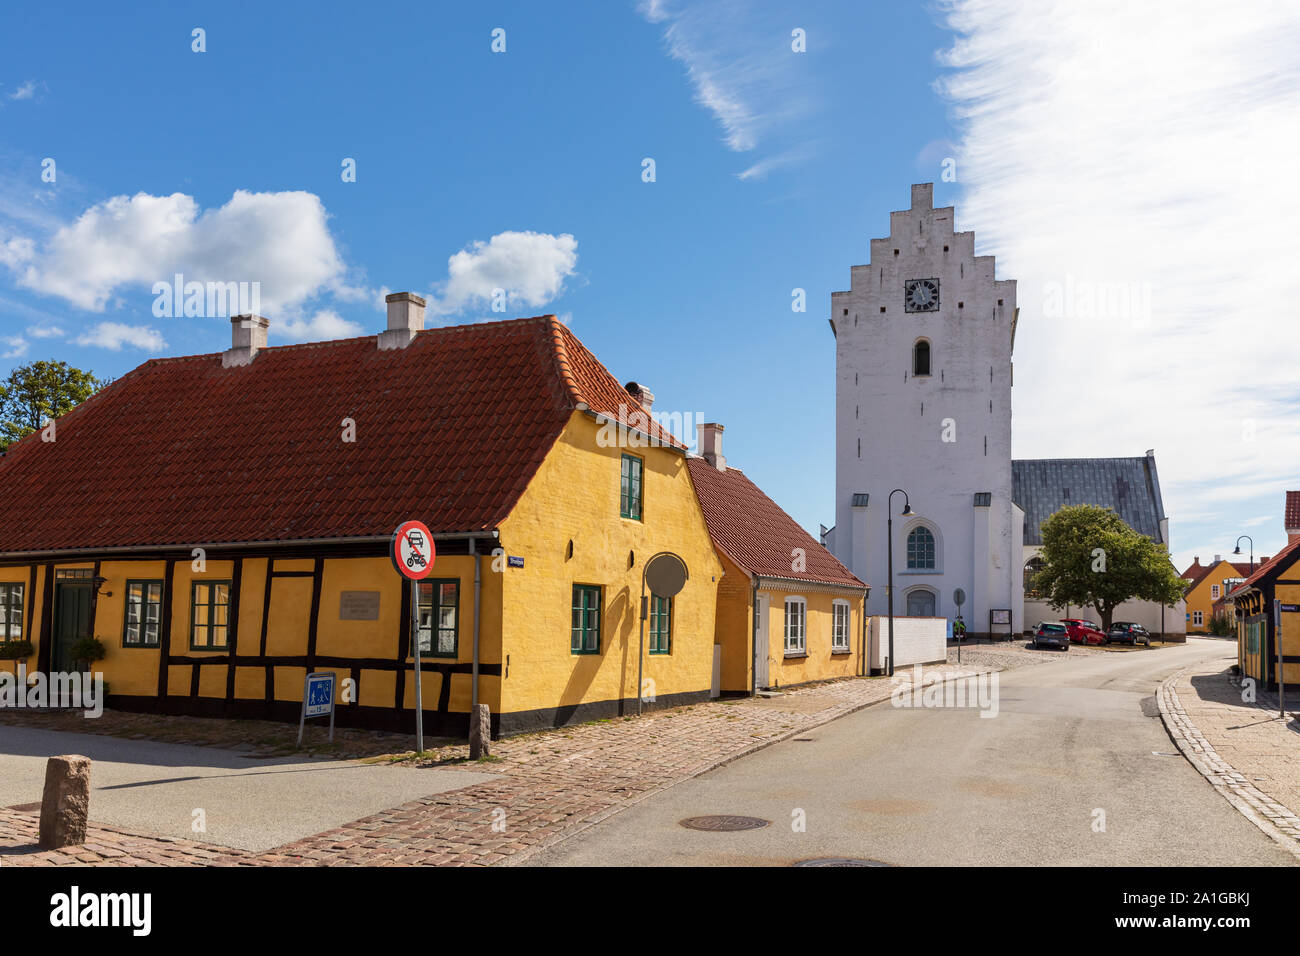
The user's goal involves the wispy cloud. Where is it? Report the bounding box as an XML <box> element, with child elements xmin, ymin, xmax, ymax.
<box><xmin>7</xmin><ymin>80</ymin><xmax>41</xmax><ymax>102</ymax></box>
<box><xmin>74</xmin><ymin>321</ymin><xmax>165</xmax><ymax>352</ymax></box>
<box><xmin>638</xmin><ymin>0</ymin><xmax>818</xmax><ymax>177</ymax></box>
<box><xmin>1</xmin><ymin>335</ymin><xmax>27</xmax><ymax>359</ymax></box>
<box><xmin>935</xmin><ymin>0</ymin><xmax>1300</xmax><ymax>563</ymax></box>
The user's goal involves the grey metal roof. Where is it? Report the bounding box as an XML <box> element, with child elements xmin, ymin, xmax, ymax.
<box><xmin>1012</xmin><ymin>455</ymin><xmax>1167</xmax><ymax>546</ymax></box>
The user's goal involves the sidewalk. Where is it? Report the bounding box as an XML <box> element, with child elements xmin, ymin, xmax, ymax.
<box><xmin>1157</xmin><ymin>653</ymin><xmax>1300</xmax><ymax>857</ymax></box>
<box><xmin>0</xmin><ymin>658</ymin><xmax>1008</xmax><ymax>867</ymax></box>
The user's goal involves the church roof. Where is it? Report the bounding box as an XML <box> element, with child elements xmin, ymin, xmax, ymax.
<box><xmin>1012</xmin><ymin>454</ymin><xmax>1167</xmax><ymax>547</ymax></box>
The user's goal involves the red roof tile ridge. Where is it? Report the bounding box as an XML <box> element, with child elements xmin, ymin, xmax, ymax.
<box><xmin>544</xmin><ymin>315</ymin><xmax>583</xmax><ymax>409</ymax></box>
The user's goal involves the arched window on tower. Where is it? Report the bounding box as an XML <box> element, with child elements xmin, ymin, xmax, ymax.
<box><xmin>1024</xmin><ymin>556</ymin><xmax>1045</xmax><ymax>598</ymax></box>
<box><xmin>906</xmin><ymin>526</ymin><xmax>936</xmax><ymax>569</ymax></box>
<box><xmin>913</xmin><ymin>339</ymin><xmax>931</xmax><ymax>377</ymax></box>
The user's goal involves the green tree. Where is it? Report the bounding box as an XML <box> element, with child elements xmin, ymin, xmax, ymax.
<box><xmin>1029</xmin><ymin>504</ymin><xmax>1187</xmax><ymax>631</ymax></box>
<box><xmin>0</xmin><ymin>360</ymin><xmax>107</xmax><ymax>450</ymax></box>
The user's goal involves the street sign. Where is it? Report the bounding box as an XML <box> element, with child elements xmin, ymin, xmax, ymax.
<box><xmin>297</xmin><ymin>671</ymin><xmax>336</xmax><ymax>746</ymax></box>
<box><xmin>391</xmin><ymin>519</ymin><xmax>436</xmax><ymax>580</ymax></box>
<box><xmin>952</xmin><ymin>588</ymin><xmax>966</xmax><ymax>606</ymax></box>
<box><xmin>646</xmin><ymin>553</ymin><xmax>688</xmax><ymax>598</ymax></box>
<box><xmin>392</xmin><ymin>520</ymin><xmax>436</xmax><ymax>754</ymax></box>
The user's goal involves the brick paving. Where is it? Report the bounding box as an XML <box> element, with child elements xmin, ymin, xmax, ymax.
<box><xmin>0</xmin><ymin>659</ymin><xmax>1015</xmax><ymax>867</ymax></box>
<box><xmin>1157</xmin><ymin>655</ymin><xmax>1300</xmax><ymax>859</ymax></box>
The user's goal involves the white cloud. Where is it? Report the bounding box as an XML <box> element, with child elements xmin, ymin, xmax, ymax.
<box><xmin>74</xmin><ymin>321</ymin><xmax>166</xmax><ymax>352</ymax></box>
<box><xmin>7</xmin><ymin>80</ymin><xmax>39</xmax><ymax>101</ymax></box>
<box><xmin>430</xmin><ymin>231</ymin><xmax>577</xmax><ymax>316</ymax></box>
<box><xmin>277</xmin><ymin>309</ymin><xmax>364</xmax><ymax>343</ymax></box>
<box><xmin>935</xmin><ymin>0</ymin><xmax>1300</xmax><ymax>566</ymax></box>
<box><xmin>26</xmin><ymin>324</ymin><xmax>63</xmax><ymax>338</ymax></box>
<box><xmin>4</xmin><ymin>189</ymin><xmax>354</xmax><ymax>315</ymax></box>
<box><xmin>638</xmin><ymin>0</ymin><xmax>817</xmax><ymax>172</ymax></box>
<box><xmin>2</xmin><ymin>335</ymin><xmax>27</xmax><ymax>359</ymax></box>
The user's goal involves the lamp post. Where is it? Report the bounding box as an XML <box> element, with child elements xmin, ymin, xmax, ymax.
<box><xmin>887</xmin><ymin>488</ymin><xmax>913</xmax><ymax>678</ymax></box>
<box><xmin>1234</xmin><ymin>535</ymin><xmax>1255</xmax><ymax>576</ymax></box>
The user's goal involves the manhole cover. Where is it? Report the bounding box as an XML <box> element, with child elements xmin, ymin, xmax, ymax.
<box><xmin>794</xmin><ymin>857</ymin><xmax>892</xmax><ymax>867</ymax></box>
<box><xmin>679</xmin><ymin>815</ymin><xmax>770</xmax><ymax>832</ymax></box>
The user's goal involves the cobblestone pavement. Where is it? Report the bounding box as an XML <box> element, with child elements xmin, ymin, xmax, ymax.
<box><xmin>1157</xmin><ymin>653</ymin><xmax>1300</xmax><ymax>859</ymax></box>
<box><xmin>0</xmin><ymin>661</ymin><xmax>1011</xmax><ymax>867</ymax></box>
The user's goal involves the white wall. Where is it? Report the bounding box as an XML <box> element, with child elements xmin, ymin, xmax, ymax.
<box><xmin>833</xmin><ymin>183</ymin><xmax>1018</xmax><ymax>636</ymax></box>
<box><xmin>869</xmin><ymin>615</ymin><xmax>948</xmax><ymax>671</ymax></box>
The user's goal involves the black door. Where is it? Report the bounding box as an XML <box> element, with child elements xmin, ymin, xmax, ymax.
<box><xmin>53</xmin><ymin>582</ymin><xmax>92</xmax><ymax>673</ymax></box>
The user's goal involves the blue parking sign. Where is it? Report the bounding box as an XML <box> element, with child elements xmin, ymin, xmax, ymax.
<box><xmin>298</xmin><ymin>671</ymin><xmax>336</xmax><ymax>745</ymax></box>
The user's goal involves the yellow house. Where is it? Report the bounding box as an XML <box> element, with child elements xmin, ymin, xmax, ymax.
<box><xmin>1231</xmin><ymin>539</ymin><xmax>1300</xmax><ymax>690</ymax></box>
<box><xmin>1181</xmin><ymin>555</ymin><xmax>1254</xmax><ymax>632</ymax></box>
<box><xmin>0</xmin><ymin>297</ymin><xmax>723</xmax><ymax>736</ymax></box>
<box><xmin>685</xmin><ymin>424</ymin><xmax>869</xmax><ymax>693</ymax></box>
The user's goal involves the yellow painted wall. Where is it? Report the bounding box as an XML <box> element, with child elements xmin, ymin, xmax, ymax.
<box><xmin>1185</xmin><ymin>560</ymin><xmax>1246</xmax><ymax>631</ymax></box>
<box><xmin>1236</xmin><ymin>554</ymin><xmax>1300</xmax><ymax>685</ymax></box>
<box><xmin>496</xmin><ymin>411</ymin><xmax>723</xmax><ymax>719</ymax></box>
<box><xmin>760</xmin><ymin>585</ymin><xmax>862</xmax><ymax>688</ymax></box>
<box><xmin>714</xmin><ymin>551</ymin><xmax>753</xmax><ymax>693</ymax></box>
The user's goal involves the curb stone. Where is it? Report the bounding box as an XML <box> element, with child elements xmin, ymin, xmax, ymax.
<box><xmin>1155</xmin><ymin>664</ymin><xmax>1300</xmax><ymax>861</ymax></box>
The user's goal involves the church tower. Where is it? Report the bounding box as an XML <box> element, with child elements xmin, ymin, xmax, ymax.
<box><xmin>827</xmin><ymin>183</ymin><xmax>1023</xmax><ymax>638</ymax></box>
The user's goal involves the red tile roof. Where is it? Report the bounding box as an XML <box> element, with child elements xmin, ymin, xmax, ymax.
<box><xmin>1181</xmin><ymin>558</ymin><xmax>1253</xmax><ymax>592</ymax></box>
<box><xmin>1287</xmin><ymin>490</ymin><xmax>1300</xmax><ymax>530</ymax></box>
<box><xmin>0</xmin><ymin>315</ymin><xmax>682</xmax><ymax>554</ymax></box>
<box><xmin>685</xmin><ymin>458</ymin><xmax>866</xmax><ymax>590</ymax></box>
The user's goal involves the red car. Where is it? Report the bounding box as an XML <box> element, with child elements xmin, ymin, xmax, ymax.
<box><xmin>1062</xmin><ymin>619</ymin><xmax>1107</xmax><ymax>645</ymax></box>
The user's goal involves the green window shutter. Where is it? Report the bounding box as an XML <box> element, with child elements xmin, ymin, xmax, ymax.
<box><xmin>572</xmin><ymin>585</ymin><xmax>602</xmax><ymax>654</ymax></box>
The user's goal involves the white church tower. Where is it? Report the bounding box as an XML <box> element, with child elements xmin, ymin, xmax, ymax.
<box><xmin>827</xmin><ymin>183</ymin><xmax>1024</xmax><ymax>638</ymax></box>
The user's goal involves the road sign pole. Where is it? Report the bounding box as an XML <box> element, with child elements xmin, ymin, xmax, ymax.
<box><xmin>412</xmin><ymin>581</ymin><xmax>424</xmax><ymax>754</ymax></box>
<box><xmin>1277</xmin><ymin>599</ymin><xmax>1285</xmax><ymax>721</ymax></box>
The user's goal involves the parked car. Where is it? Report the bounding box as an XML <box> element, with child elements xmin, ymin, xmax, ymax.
<box><xmin>1107</xmin><ymin>622</ymin><xmax>1151</xmax><ymax>646</ymax></box>
<box><xmin>1032</xmin><ymin>621</ymin><xmax>1070</xmax><ymax>651</ymax></box>
<box><xmin>1062</xmin><ymin>618</ymin><xmax>1107</xmax><ymax>645</ymax></box>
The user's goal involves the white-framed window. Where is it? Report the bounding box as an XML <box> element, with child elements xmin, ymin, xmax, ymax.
<box><xmin>1211</xmin><ymin>584</ymin><xmax>1220</xmax><ymax>599</ymax></box>
<box><xmin>1193</xmin><ymin>610</ymin><xmax>1204</xmax><ymax>626</ymax></box>
<box><xmin>784</xmin><ymin>597</ymin><xmax>807</xmax><ymax>655</ymax></box>
<box><xmin>832</xmin><ymin>600</ymin><xmax>851</xmax><ymax>653</ymax></box>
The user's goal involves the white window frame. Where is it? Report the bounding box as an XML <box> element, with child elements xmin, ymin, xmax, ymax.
<box><xmin>784</xmin><ymin>597</ymin><xmax>807</xmax><ymax>655</ymax></box>
<box><xmin>1211</xmin><ymin>584</ymin><xmax>1220</xmax><ymax>599</ymax></box>
<box><xmin>1193</xmin><ymin>610</ymin><xmax>1204</xmax><ymax>626</ymax></box>
<box><xmin>831</xmin><ymin>600</ymin><xmax>851</xmax><ymax>653</ymax></box>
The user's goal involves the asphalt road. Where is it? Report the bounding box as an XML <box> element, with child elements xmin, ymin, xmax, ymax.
<box><xmin>0</xmin><ymin>727</ymin><xmax>494</xmax><ymax>851</ymax></box>
<box><xmin>528</xmin><ymin>638</ymin><xmax>1296</xmax><ymax>866</ymax></box>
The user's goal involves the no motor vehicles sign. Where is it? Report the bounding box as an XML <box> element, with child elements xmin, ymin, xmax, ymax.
<box><xmin>391</xmin><ymin>519</ymin><xmax>436</xmax><ymax>580</ymax></box>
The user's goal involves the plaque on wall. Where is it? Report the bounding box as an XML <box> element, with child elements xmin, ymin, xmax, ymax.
<box><xmin>339</xmin><ymin>591</ymin><xmax>381</xmax><ymax>620</ymax></box>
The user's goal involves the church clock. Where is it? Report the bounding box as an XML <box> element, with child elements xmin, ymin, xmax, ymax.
<box><xmin>904</xmin><ymin>278</ymin><xmax>940</xmax><ymax>312</ymax></box>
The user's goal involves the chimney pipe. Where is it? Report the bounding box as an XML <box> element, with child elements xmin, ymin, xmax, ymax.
<box><xmin>698</xmin><ymin>422</ymin><xmax>725</xmax><ymax>472</ymax></box>
<box><xmin>379</xmin><ymin>292</ymin><xmax>426</xmax><ymax>350</ymax></box>
<box><xmin>222</xmin><ymin>314</ymin><xmax>269</xmax><ymax>367</ymax></box>
<box><xmin>624</xmin><ymin>381</ymin><xmax>655</xmax><ymax>412</ymax></box>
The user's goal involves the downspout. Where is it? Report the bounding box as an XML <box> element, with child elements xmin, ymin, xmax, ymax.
<box><xmin>471</xmin><ymin>538</ymin><xmax>481</xmax><ymax>710</ymax></box>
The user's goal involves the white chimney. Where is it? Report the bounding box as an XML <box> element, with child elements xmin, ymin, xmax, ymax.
<box><xmin>624</xmin><ymin>381</ymin><xmax>655</xmax><ymax>412</ymax></box>
<box><xmin>1213</xmin><ymin>554</ymin><xmax>1222</xmax><ymax>564</ymax></box>
<box><xmin>222</xmin><ymin>314</ymin><xmax>269</xmax><ymax>367</ymax></box>
<box><xmin>378</xmin><ymin>292</ymin><xmax>426</xmax><ymax>350</ymax></box>
<box><xmin>698</xmin><ymin>422</ymin><xmax>725</xmax><ymax>472</ymax></box>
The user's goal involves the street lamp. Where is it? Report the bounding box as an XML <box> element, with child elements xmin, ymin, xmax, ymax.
<box><xmin>1233</xmin><ymin>535</ymin><xmax>1255</xmax><ymax>576</ymax></box>
<box><xmin>887</xmin><ymin>488</ymin><xmax>913</xmax><ymax>678</ymax></box>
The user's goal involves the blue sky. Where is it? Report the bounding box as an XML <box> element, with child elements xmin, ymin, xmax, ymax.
<box><xmin>2</xmin><ymin>0</ymin><xmax>1297</xmax><ymax>571</ymax></box>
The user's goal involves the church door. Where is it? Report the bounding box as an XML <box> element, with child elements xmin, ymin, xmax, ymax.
<box><xmin>906</xmin><ymin>590</ymin><xmax>936</xmax><ymax>617</ymax></box>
